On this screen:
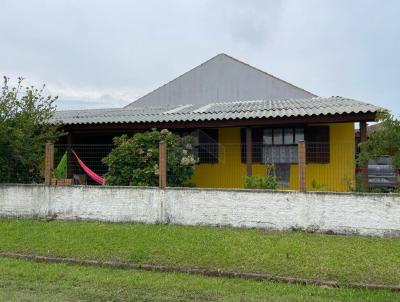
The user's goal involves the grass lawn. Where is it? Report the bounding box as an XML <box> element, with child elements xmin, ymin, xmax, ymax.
<box><xmin>0</xmin><ymin>219</ymin><xmax>399</xmax><ymax>287</ymax></box>
<box><xmin>0</xmin><ymin>258</ymin><xmax>398</xmax><ymax>302</ymax></box>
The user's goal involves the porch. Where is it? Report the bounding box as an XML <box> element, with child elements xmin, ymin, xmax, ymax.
<box><xmin>54</xmin><ymin>120</ymin><xmax>368</xmax><ymax>192</ymax></box>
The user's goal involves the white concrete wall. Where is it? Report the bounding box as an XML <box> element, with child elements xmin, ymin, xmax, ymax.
<box><xmin>1</xmin><ymin>185</ymin><xmax>399</xmax><ymax>237</ymax></box>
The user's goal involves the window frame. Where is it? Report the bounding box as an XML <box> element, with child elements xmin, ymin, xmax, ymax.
<box><xmin>241</xmin><ymin>127</ymin><xmax>303</xmax><ymax>164</ymax></box>
<box><xmin>240</xmin><ymin>126</ymin><xmax>331</xmax><ymax>165</ymax></box>
<box><xmin>263</xmin><ymin>127</ymin><xmax>303</xmax><ymax>147</ymax></box>
<box><xmin>305</xmin><ymin>125</ymin><xmax>330</xmax><ymax>164</ymax></box>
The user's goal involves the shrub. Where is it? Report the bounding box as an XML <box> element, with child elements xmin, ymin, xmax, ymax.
<box><xmin>244</xmin><ymin>164</ymin><xmax>278</xmax><ymax>189</ymax></box>
<box><xmin>310</xmin><ymin>179</ymin><xmax>327</xmax><ymax>191</ymax></box>
<box><xmin>102</xmin><ymin>129</ymin><xmax>197</xmax><ymax>187</ymax></box>
<box><xmin>0</xmin><ymin>77</ymin><xmax>62</xmax><ymax>183</ymax></box>
<box><xmin>358</xmin><ymin>110</ymin><xmax>400</xmax><ymax>167</ymax></box>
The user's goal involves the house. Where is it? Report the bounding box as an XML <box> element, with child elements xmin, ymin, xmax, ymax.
<box><xmin>55</xmin><ymin>54</ymin><xmax>380</xmax><ymax>191</ymax></box>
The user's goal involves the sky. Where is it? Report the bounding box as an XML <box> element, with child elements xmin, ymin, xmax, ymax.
<box><xmin>0</xmin><ymin>0</ymin><xmax>399</xmax><ymax>116</ymax></box>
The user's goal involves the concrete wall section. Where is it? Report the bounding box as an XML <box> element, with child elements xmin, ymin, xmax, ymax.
<box><xmin>0</xmin><ymin>185</ymin><xmax>161</xmax><ymax>223</ymax></box>
<box><xmin>1</xmin><ymin>185</ymin><xmax>399</xmax><ymax>237</ymax></box>
<box><xmin>165</xmin><ymin>189</ymin><xmax>400</xmax><ymax>236</ymax></box>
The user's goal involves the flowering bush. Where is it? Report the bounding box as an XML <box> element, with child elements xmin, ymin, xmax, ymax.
<box><xmin>102</xmin><ymin>129</ymin><xmax>197</xmax><ymax>186</ymax></box>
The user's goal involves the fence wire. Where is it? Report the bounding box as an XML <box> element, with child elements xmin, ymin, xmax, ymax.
<box><xmin>54</xmin><ymin>144</ymin><xmax>113</xmax><ymax>185</ymax></box>
<box><xmin>44</xmin><ymin>141</ymin><xmax>398</xmax><ymax>192</ymax></box>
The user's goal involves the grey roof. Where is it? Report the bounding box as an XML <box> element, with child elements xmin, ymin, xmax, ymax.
<box><xmin>126</xmin><ymin>53</ymin><xmax>316</xmax><ymax>108</ymax></box>
<box><xmin>54</xmin><ymin>96</ymin><xmax>381</xmax><ymax>126</ymax></box>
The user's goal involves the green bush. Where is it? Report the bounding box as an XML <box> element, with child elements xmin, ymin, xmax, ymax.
<box><xmin>358</xmin><ymin>110</ymin><xmax>400</xmax><ymax>168</ymax></box>
<box><xmin>0</xmin><ymin>77</ymin><xmax>62</xmax><ymax>183</ymax></box>
<box><xmin>244</xmin><ymin>165</ymin><xmax>278</xmax><ymax>189</ymax></box>
<box><xmin>310</xmin><ymin>179</ymin><xmax>327</xmax><ymax>191</ymax></box>
<box><xmin>102</xmin><ymin>129</ymin><xmax>197</xmax><ymax>187</ymax></box>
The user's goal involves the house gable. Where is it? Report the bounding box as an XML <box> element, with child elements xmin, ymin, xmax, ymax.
<box><xmin>126</xmin><ymin>53</ymin><xmax>317</xmax><ymax>108</ymax></box>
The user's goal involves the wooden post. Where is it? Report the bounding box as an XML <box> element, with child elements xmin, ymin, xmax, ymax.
<box><xmin>159</xmin><ymin>141</ymin><xmax>167</xmax><ymax>188</ymax></box>
<box><xmin>298</xmin><ymin>140</ymin><xmax>306</xmax><ymax>192</ymax></box>
<box><xmin>67</xmin><ymin>133</ymin><xmax>73</xmax><ymax>179</ymax></box>
<box><xmin>44</xmin><ymin>143</ymin><xmax>54</xmax><ymax>185</ymax></box>
<box><xmin>360</xmin><ymin>121</ymin><xmax>368</xmax><ymax>190</ymax></box>
<box><xmin>246</xmin><ymin>127</ymin><xmax>253</xmax><ymax>176</ymax></box>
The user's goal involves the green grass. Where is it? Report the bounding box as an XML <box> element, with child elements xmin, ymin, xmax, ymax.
<box><xmin>0</xmin><ymin>219</ymin><xmax>399</xmax><ymax>287</ymax></box>
<box><xmin>0</xmin><ymin>258</ymin><xmax>398</xmax><ymax>302</ymax></box>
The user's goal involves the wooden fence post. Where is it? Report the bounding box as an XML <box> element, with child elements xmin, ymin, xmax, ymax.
<box><xmin>159</xmin><ymin>141</ymin><xmax>167</xmax><ymax>188</ymax></box>
<box><xmin>45</xmin><ymin>143</ymin><xmax>54</xmax><ymax>185</ymax></box>
<box><xmin>246</xmin><ymin>127</ymin><xmax>253</xmax><ymax>176</ymax></box>
<box><xmin>359</xmin><ymin>121</ymin><xmax>368</xmax><ymax>190</ymax></box>
<box><xmin>298</xmin><ymin>140</ymin><xmax>306</xmax><ymax>192</ymax></box>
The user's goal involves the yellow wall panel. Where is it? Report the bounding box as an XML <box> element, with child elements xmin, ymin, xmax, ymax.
<box><xmin>190</xmin><ymin>123</ymin><xmax>355</xmax><ymax>191</ymax></box>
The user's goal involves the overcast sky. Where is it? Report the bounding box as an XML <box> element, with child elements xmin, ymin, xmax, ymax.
<box><xmin>1</xmin><ymin>0</ymin><xmax>399</xmax><ymax>115</ymax></box>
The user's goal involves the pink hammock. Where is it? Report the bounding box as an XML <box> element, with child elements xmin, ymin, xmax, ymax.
<box><xmin>71</xmin><ymin>150</ymin><xmax>105</xmax><ymax>185</ymax></box>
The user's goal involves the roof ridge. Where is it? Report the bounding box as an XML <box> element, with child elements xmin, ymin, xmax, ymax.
<box><xmin>197</xmin><ymin>96</ymin><xmax>321</xmax><ymax>106</ymax></box>
<box><xmin>55</xmin><ymin>107</ymin><xmax>124</xmax><ymax>113</ymax></box>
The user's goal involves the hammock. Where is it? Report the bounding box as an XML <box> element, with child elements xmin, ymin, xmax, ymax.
<box><xmin>71</xmin><ymin>150</ymin><xmax>105</xmax><ymax>185</ymax></box>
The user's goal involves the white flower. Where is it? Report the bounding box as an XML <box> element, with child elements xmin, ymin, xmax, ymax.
<box><xmin>181</xmin><ymin>157</ymin><xmax>190</xmax><ymax>166</ymax></box>
<box><xmin>180</xmin><ymin>155</ymin><xmax>196</xmax><ymax>166</ymax></box>
<box><xmin>160</xmin><ymin>129</ymin><xmax>170</xmax><ymax>135</ymax></box>
<box><xmin>188</xmin><ymin>155</ymin><xmax>196</xmax><ymax>165</ymax></box>
<box><xmin>137</xmin><ymin>148</ymin><xmax>144</xmax><ymax>155</ymax></box>
<box><xmin>182</xmin><ymin>149</ymin><xmax>188</xmax><ymax>155</ymax></box>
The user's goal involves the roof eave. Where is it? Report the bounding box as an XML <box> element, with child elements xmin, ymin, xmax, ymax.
<box><xmin>61</xmin><ymin>111</ymin><xmax>378</xmax><ymax>132</ymax></box>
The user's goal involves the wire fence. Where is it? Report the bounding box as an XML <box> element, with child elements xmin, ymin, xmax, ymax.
<box><xmin>4</xmin><ymin>141</ymin><xmax>398</xmax><ymax>192</ymax></box>
<box><xmin>182</xmin><ymin>141</ymin><xmax>359</xmax><ymax>192</ymax></box>
<box><xmin>54</xmin><ymin>144</ymin><xmax>113</xmax><ymax>185</ymax></box>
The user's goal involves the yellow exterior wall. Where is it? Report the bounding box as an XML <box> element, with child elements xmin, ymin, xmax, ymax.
<box><xmin>191</xmin><ymin>128</ymin><xmax>245</xmax><ymax>188</ymax></box>
<box><xmin>191</xmin><ymin>123</ymin><xmax>355</xmax><ymax>191</ymax></box>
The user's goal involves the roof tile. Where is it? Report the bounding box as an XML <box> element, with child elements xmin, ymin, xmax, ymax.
<box><xmin>54</xmin><ymin>96</ymin><xmax>381</xmax><ymax>125</ymax></box>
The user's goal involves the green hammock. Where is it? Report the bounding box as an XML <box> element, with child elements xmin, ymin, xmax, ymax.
<box><xmin>54</xmin><ymin>151</ymin><xmax>67</xmax><ymax>179</ymax></box>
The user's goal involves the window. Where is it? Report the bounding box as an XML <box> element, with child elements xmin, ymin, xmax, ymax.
<box><xmin>263</xmin><ymin>129</ymin><xmax>272</xmax><ymax>145</ymax></box>
<box><xmin>191</xmin><ymin>129</ymin><xmax>219</xmax><ymax>164</ymax></box>
<box><xmin>262</xmin><ymin>127</ymin><xmax>302</xmax><ymax>164</ymax></box>
<box><xmin>294</xmin><ymin>128</ymin><xmax>304</xmax><ymax>143</ymax></box>
<box><xmin>273</xmin><ymin>129</ymin><xmax>283</xmax><ymax>144</ymax></box>
<box><xmin>241</xmin><ymin>126</ymin><xmax>330</xmax><ymax>165</ymax></box>
<box><xmin>284</xmin><ymin>128</ymin><xmax>293</xmax><ymax>145</ymax></box>
<box><xmin>305</xmin><ymin>126</ymin><xmax>330</xmax><ymax>163</ymax></box>
<box><xmin>263</xmin><ymin>127</ymin><xmax>304</xmax><ymax>146</ymax></box>
<box><xmin>241</xmin><ymin>127</ymin><xmax>303</xmax><ymax>164</ymax></box>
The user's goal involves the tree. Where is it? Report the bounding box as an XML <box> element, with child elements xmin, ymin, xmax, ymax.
<box><xmin>0</xmin><ymin>77</ymin><xmax>62</xmax><ymax>183</ymax></box>
<box><xmin>358</xmin><ymin>111</ymin><xmax>400</xmax><ymax>167</ymax></box>
<box><xmin>102</xmin><ymin>129</ymin><xmax>197</xmax><ymax>186</ymax></box>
